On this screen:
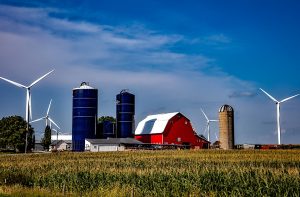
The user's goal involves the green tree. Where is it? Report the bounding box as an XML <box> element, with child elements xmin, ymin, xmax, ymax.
<box><xmin>0</xmin><ymin>116</ymin><xmax>34</xmax><ymax>152</ymax></box>
<box><xmin>41</xmin><ymin>125</ymin><xmax>52</xmax><ymax>151</ymax></box>
<box><xmin>98</xmin><ymin>116</ymin><xmax>116</xmax><ymax>123</ymax></box>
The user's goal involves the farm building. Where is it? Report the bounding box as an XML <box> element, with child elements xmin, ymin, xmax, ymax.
<box><xmin>236</xmin><ymin>144</ymin><xmax>255</xmax><ymax>149</ymax></box>
<box><xmin>135</xmin><ymin>112</ymin><xmax>209</xmax><ymax>149</ymax></box>
<box><xmin>85</xmin><ymin>138</ymin><xmax>143</xmax><ymax>152</ymax></box>
<box><xmin>50</xmin><ymin>140</ymin><xmax>72</xmax><ymax>151</ymax></box>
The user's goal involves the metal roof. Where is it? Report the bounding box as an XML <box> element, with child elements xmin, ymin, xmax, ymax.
<box><xmin>50</xmin><ymin>140</ymin><xmax>72</xmax><ymax>146</ymax></box>
<box><xmin>51</xmin><ymin>134</ymin><xmax>72</xmax><ymax>141</ymax></box>
<box><xmin>219</xmin><ymin>104</ymin><xmax>234</xmax><ymax>112</ymax></box>
<box><xmin>135</xmin><ymin>112</ymin><xmax>179</xmax><ymax>135</ymax></box>
<box><xmin>85</xmin><ymin>138</ymin><xmax>143</xmax><ymax>145</ymax></box>
<box><xmin>73</xmin><ymin>82</ymin><xmax>95</xmax><ymax>90</ymax></box>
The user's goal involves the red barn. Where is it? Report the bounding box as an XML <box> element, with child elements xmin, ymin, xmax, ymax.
<box><xmin>135</xmin><ymin>112</ymin><xmax>209</xmax><ymax>149</ymax></box>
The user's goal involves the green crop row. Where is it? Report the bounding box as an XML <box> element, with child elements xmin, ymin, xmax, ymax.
<box><xmin>0</xmin><ymin>150</ymin><xmax>299</xmax><ymax>196</ymax></box>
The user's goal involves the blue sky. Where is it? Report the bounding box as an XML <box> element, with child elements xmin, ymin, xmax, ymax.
<box><xmin>0</xmin><ymin>0</ymin><xmax>299</xmax><ymax>144</ymax></box>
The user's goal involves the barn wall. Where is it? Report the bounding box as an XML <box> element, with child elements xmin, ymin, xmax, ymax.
<box><xmin>135</xmin><ymin>134</ymin><xmax>163</xmax><ymax>144</ymax></box>
<box><xmin>163</xmin><ymin>115</ymin><xmax>207</xmax><ymax>148</ymax></box>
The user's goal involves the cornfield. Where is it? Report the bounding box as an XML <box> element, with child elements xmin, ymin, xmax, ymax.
<box><xmin>0</xmin><ymin>150</ymin><xmax>299</xmax><ymax>196</ymax></box>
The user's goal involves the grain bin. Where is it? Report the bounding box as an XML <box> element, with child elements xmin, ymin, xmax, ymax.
<box><xmin>116</xmin><ymin>90</ymin><xmax>135</xmax><ymax>138</ymax></box>
<box><xmin>72</xmin><ymin>82</ymin><xmax>98</xmax><ymax>151</ymax></box>
<box><xmin>97</xmin><ymin>120</ymin><xmax>116</xmax><ymax>139</ymax></box>
<box><xmin>219</xmin><ymin>104</ymin><xmax>234</xmax><ymax>149</ymax></box>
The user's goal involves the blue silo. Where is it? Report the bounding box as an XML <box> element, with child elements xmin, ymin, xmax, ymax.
<box><xmin>102</xmin><ymin>121</ymin><xmax>116</xmax><ymax>138</ymax></box>
<box><xmin>72</xmin><ymin>82</ymin><xmax>98</xmax><ymax>151</ymax></box>
<box><xmin>116</xmin><ymin>90</ymin><xmax>135</xmax><ymax>138</ymax></box>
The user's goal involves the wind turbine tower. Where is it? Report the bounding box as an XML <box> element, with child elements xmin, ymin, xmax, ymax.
<box><xmin>260</xmin><ymin>88</ymin><xmax>299</xmax><ymax>145</ymax></box>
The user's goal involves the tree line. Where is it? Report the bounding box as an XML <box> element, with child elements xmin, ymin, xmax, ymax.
<box><xmin>0</xmin><ymin>115</ymin><xmax>116</xmax><ymax>153</ymax></box>
<box><xmin>0</xmin><ymin>116</ymin><xmax>34</xmax><ymax>152</ymax></box>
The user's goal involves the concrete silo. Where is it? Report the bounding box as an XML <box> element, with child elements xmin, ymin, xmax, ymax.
<box><xmin>219</xmin><ymin>104</ymin><xmax>234</xmax><ymax>149</ymax></box>
<box><xmin>72</xmin><ymin>82</ymin><xmax>98</xmax><ymax>151</ymax></box>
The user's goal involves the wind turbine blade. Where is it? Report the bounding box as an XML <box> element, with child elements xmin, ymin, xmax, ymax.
<box><xmin>30</xmin><ymin>117</ymin><xmax>45</xmax><ymax>123</ymax></box>
<box><xmin>260</xmin><ymin>88</ymin><xmax>278</xmax><ymax>103</ymax></box>
<box><xmin>210</xmin><ymin>120</ymin><xmax>219</xmax><ymax>122</ymax></box>
<box><xmin>45</xmin><ymin>118</ymin><xmax>48</xmax><ymax>126</ymax></box>
<box><xmin>28</xmin><ymin>90</ymin><xmax>32</xmax><ymax>120</ymax></box>
<box><xmin>215</xmin><ymin>133</ymin><xmax>218</xmax><ymax>141</ymax></box>
<box><xmin>49</xmin><ymin>117</ymin><xmax>60</xmax><ymax>129</ymax></box>
<box><xmin>203</xmin><ymin>125</ymin><xmax>207</xmax><ymax>135</ymax></box>
<box><xmin>46</xmin><ymin>99</ymin><xmax>52</xmax><ymax>116</ymax></box>
<box><xmin>52</xmin><ymin>129</ymin><xmax>61</xmax><ymax>134</ymax></box>
<box><xmin>280</xmin><ymin>94</ymin><xmax>300</xmax><ymax>103</ymax></box>
<box><xmin>29</xmin><ymin>69</ymin><xmax>54</xmax><ymax>87</ymax></box>
<box><xmin>201</xmin><ymin>108</ymin><xmax>209</xmax><ymax>121</ymax></box>
<box><xmin>0</xmin><ymin>77</ymin><xmax>26</xmax><ymax>88</ymax></box>
<box><xmin>25</xmin><ymin>89</ymin><xmax>29</xmax><ymax>122</ymax></box>
<box><xmin>26</xmin><ymin>90</ymin><xmax>29</xmax><ymax>122</ymax></box>
<box><xmin>204</xmin><ymin>122</ymin><xmax>209</xmax><ymax>135</ymax></box>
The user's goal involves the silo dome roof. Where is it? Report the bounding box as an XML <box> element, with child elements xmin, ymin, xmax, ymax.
<box><xmin>119</xmin><ymin>89</ymin><xmax>133</xmax><ymax>95</ymax></box>
<box><xmin>73</xmin><ymin>82</ymin><xmax>95</xmax><ymax>90</ymax></box>
<box><xmin>219</xmin><ymin>104</ymin><xmax>233</xmax><ymax>112</ymax></box>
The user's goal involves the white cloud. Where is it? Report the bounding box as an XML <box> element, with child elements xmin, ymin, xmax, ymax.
<box><xmin>229</xmin><ymin>91</ymin><xmax>257</xmax><ymax>98</ymax></box>
<box><xmin>205</xmin><ymin>33</ymin><xmax>231</xmax><ymax>44</ymax></box>
<box><xmin>0</xmin><ymin>5</ymin><xmax>299</xmax><ymax>144</ymax></box>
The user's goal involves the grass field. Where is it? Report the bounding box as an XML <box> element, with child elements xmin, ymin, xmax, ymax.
<box><xmin>0</xmin><ymin>150</ymin><xmax>299</xmax><ymax>196</ymax></box>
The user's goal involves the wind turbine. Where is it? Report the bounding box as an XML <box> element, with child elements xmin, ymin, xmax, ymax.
<box><xmin>260</xmin><ymin>88</ymin><xmax>299</xmax><ymax>145</ymax></box>
<box><xmin>0</xmin><ymin>70</ymin><xmax>54</xmax><ymax>123</ymax></box>
<box><xmin>0</xmin><ymin>69</ymin><xmax>54</xmax><ymax>152</ymax></box>
<box><xmin>201</xmin><ymin>108</ymin><xmax>218</xmax><ymax>142</ymax></box>
<box><xmin>30</xmin><ymin>99</ymin><xmax>60</xmax><ymax>130</ymax></box>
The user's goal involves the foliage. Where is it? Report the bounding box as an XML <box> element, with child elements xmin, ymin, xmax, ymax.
<box><xmin>98</xmin><ymin>116</ymin><xmax>116</xmax><ymax>123</ymax></box>
<box><xmin>0</xmin><ymin>150</ymin><xmax>300</xmax><ymax>196</ymax></box>
<box><xmin>41</xmin><ymin>126</ymin><xmax>52</xmax><ymax>151</ymax></box>
<box><xmin>0</xmin><ymin>116</ymin><xmax>34</xmax><ymax>152</ymax></box>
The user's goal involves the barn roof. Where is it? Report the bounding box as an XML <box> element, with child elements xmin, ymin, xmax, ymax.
<box><xmin>50</xmin><ymin>140</ymin><xmax>72</xmax><ymax>146</ymax></box>
<box><xmin>219</xmin><ymin>104</ymin><xmax>234</xmax><ymax>112</ymax></box>
<box><xmin>135</xmin><ymin>112</ymin><xmax>180</xmax><ymax>135</ymax></box>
